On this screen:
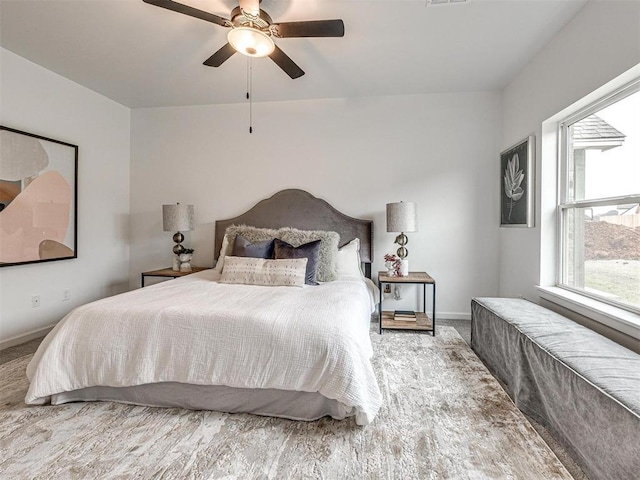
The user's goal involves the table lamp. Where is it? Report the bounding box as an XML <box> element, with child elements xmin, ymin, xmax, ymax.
<box><xmin>386</xmin><ymin>201</ymin><xmax>417</xmax><ymax>276</ymax></box>
<box><xmin>162</xmin><ymin>203</ymin><xmax>194</xmax><ymax>271</ymax></box>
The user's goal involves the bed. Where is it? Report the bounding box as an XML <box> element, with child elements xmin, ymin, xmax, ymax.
<box><xmin>25</xmin><ymin>189</ymin><xmax>382</xmax><ymax>425</ymax></box>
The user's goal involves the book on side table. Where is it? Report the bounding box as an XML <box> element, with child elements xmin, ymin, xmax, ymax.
<box><xmin>394</xmin><ymin>310</ymin><xmax>417</xmax><ymax>322</ymax></box>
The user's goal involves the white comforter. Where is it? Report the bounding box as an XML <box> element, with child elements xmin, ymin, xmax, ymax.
<box><xmin>26</xmin><ymin>270</ymin><xmax>382</xmax><ymax>425</ymax></box>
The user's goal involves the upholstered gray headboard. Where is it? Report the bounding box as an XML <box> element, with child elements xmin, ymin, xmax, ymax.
<box><xmin>215</xmin><ymin>189</ymin><xmax>374</xmax><ymax>278</ymax></box>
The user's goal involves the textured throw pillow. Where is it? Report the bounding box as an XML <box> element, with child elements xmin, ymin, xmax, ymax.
<box><xmin>215</xmin><ymin>225</ymin><xmax>279</xmax><ymax>272</ymax></box>
<box><xmin>219</xmin><ymin>256</ymin><xmax>307</xmax><ymax>287</ymax></box>
<box><xmin>232</xmin><ymin>235</ymin><xmax>274</xmax><ymax>259</ymax></box>
<box><xmin>277</xmin><ymin>227</ymin><xmax>339</xmax><ymax>282</ymax></box>
<box><xmin>336</xmin><ymin>238</ymin><xmax>364</xmax><ymax>277</ymax></box>
<box><xmin>274</xmin><ymin>238</ymin><xmax>321</xmax><ymax>285</ymax></box>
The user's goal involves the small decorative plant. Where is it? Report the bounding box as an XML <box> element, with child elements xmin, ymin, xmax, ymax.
<box><xmin>384</xmin><ymin>253</ymin><xmax>401</xmax><ymax>277</ymax></box>
<box><xmin>178</xmin><ymin>248</ymin><xmax>194</xmax><ymax>273</ymax></box>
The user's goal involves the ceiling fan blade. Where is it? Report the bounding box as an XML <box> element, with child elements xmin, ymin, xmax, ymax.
<box><xmin>268</xmin><ymin>45</ymin><xmax>305</xmax><ymax>79</ymax></box>
<box><xmin>239</xmin><ymin>0</ymin><xmax>260</xmax><ymax>16</ymax></box>
<box><xmin>142</xmin><ymin>0</ymin><xmax>229</xmax><ymax>27</ymax></box>
<box><xmin>203</xmin><ymin>43</ymin><xmax>236</xmax><ymax>67</ymax></box>
<box><xmin>272</xmin><ymin>19</ymin><xmax>344</xmax><ymax>38</ymax></box>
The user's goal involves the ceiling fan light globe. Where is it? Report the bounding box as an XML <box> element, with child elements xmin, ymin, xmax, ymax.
<box><xmin>227</xmin><ymin>27</ymin><xmax>275</xmax><ymax>58</ymax></box>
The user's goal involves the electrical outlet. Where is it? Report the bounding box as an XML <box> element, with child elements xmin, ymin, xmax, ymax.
<box><xmin>62</xmin><ymin>289</ymin><xmax>71</xmax><ymax>301</ymax></box>
<box><xmin>31</xmin><ymin>295</ymin><xmax>40</xmax><ymax>308</ymax></box>
<box><xmin>384</xmin><ymin>284</ymin><xmax>391</xmax><ymax>294</ymax></box>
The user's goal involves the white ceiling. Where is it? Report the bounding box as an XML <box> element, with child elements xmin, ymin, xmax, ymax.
<box><xmin>0</xmin><ymin>0</ymin><xmax>587</xmax><ymax>108</ymax></box>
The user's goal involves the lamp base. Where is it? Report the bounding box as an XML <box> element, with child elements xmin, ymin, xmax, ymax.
<box><xmin>399</xmin><ymin>259</ymin><xmax>409</xmax><ymax>277</ymax></box>
<box><xmin>172</xmin><ymin>231</ymin><xmax>185</xmax><ymax>255</ymax></box>
<box><xmin>395</xmin><ymin>232</ymin><xmax>408</xmax><ymax>260</ymax></box>
<box><xmin>172</xmin><ymin>255</ymin><xmax>180</xmax><ymax>272</ymax></box>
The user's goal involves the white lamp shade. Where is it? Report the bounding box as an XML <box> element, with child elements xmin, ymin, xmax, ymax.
<box><xmin>386</xmin><ymin>202</ymin><xmax>417</xmax><ymax>233</ymax></box>
<box><xmin>227</xmin><ymin>27</ymin><xmax>275</xmax><ymax>57</ymax></box>
<box><xmin>163</xmin><ymin>204</ymin><xmax>194</xmax><ymax>232</ymax></box>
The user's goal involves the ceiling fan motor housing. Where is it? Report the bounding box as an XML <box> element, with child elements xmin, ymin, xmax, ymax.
<box><xmin>228</xmin><ymin>7</ymin><xmax>274</xmax><ymax>57</ymax></box>
<box><xmin>230</xmin><ymin>6</ymin><xmax>272</xmax><ymax>31</ymax></box>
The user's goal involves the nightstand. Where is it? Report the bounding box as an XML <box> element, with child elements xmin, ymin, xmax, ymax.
<box><xmin>378</xmin><ymin>271</ymin><xmax>436</xmax><ymax>335</ymax></box>
<box><xmin>141</xmin><ymin>266</ymin><xmax>209</xmax><ymax>287</ymax></box>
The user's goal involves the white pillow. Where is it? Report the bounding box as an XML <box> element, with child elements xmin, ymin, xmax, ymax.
<box><xmin>213</xmin><ymin>234</ymin><xmax>231</xmax><ymax>272</ymax></box>
<box><xmin>219</xmin><ymin>256</ymin><xmax>308</xmax><ymax>287</ymax></box>
<box><xmin>336</xmin><ymin>238</ymin><xmax>364</xmax><ymax>277</ymax></box>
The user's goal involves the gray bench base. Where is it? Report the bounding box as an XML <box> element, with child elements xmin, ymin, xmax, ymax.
<box><xmin>471</xmin><ymin>297</ymin><xmax>640</xmax><ymax>480</ymax></box>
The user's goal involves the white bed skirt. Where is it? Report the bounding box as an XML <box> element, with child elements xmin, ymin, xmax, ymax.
<box><xmin>52</xmin><ymin>383</ymin><xmax>353</xmax><ymax>422</ymax></box>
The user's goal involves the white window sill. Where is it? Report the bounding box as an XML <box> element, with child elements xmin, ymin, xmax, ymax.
<box><xmin>536</xmin><ymin>286</ymin><xmax>640</xmax><ymax>340</ymax></box>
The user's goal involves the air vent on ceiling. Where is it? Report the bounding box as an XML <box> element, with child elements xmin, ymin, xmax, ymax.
<box><xmin>426</xmin><ymin>0</ymin><xmax>469</xmax><ymax>6</ymax></box>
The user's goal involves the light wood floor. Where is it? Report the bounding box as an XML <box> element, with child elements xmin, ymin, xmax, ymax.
<box><xmin>0</xmin><ymin>337</ymin><xmax>44</xmax><ymax>365</ymax></box>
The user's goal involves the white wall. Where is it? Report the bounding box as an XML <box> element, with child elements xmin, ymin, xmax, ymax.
<box><xmin>500</xmin><ymin>1</ymin><xmax>640</xmax><ymax>348</ymax></box>
<box><xmin>0</xmin><ymin>48</ymin><xmax>131</xmax><ymax>347</ymax></box>
<box><xmin>131</xmin><ymin>92</ymin><xmax>502</xmax><ymax>318</ymax></box>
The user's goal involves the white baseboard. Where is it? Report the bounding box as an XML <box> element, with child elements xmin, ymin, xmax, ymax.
<box><xmin>436</xmin><ymin>312</ymin><xmax>471</xmax><ymax>321</ymax></box>
<box><xmin>372</xmin><ymin>310</ymin><xmax>471</xmax><ymax>321</ymax></box>
<box><xmin>0</xmin><ymin>324</ymin><xmax>55</xmax><ymax>351</ymax></box>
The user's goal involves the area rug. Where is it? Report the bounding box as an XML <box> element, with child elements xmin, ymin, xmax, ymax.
<box><xmin>0</xmin><ymin>327</ymin><xmax>572</xmax><ymax>479</ymax></box>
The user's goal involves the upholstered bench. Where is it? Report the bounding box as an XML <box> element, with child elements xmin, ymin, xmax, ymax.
<box><xmin>470</xmin><ymin>297</ymin><xmax>640</xmax><ymax>480</ymax></box>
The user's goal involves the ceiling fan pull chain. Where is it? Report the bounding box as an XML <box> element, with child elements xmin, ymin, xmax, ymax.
<box><xmin>249</xmin><ymin>57</ymin><xmax>253</xmax><ymax>134</ymax></box>
<box><xmin>246</xmin><ymin>55</ymin><xmax>250</xmax><ymax>101</ymax></box>
<box><xmin>245</xmin><ymin>56</ymin><xmax>252</xmax><ymax>133</ymax></box>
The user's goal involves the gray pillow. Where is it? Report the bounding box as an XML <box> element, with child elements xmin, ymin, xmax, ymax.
<box><xmin>217</xmin><ymin>225</ymin><xmax>279</xmax><ymax>268</ymax></box>
<box><xmin>277</xmin><ymin>227</ymin><xmax>339</xmax><ymax>282</ymax></box>
<box><xmin>232</xmin><ymin>235</ymin><xmax>274</xmax><ymax>259</ymax></box>
<box><xmin>274</xmin><ymin>238</ymin><xmax>321</xmax><ymax>285</ymax></box>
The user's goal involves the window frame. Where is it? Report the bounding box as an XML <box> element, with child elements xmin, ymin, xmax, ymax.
<box><xmin>556</xmin><ymin>78</ymin><xmax>640</xmax><ymax>315</ymax></box>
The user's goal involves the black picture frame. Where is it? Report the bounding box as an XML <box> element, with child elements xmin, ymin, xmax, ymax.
<box><xmin>500</xmin><ymin>135</ymin><xmax>534</xmax><ymax>227</ymax></box>
<box><xmin>0</xmin><ymin>126</ymin><xmax>78</xmax><ymax>267</ymax></box>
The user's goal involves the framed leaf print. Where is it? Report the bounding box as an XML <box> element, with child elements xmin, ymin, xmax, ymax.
<box><xmin>501</xmin><ymin>136</ymin><xmax>534</xmax><ymax>227</ymax></box>
<box><xmin>0</xmin><ymin>126</ymin><xmax>78</xmax><ymax>267</ymax></box>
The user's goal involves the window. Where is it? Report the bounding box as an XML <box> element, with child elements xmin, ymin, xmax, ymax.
<box><xmin>558</xmin><ymin>81</ymin><xmax>640</xmax><ymax>314</ymax></box>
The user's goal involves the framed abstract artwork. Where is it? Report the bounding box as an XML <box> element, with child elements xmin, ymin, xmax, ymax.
<box><xmin>500</xmin><ymin>135</ymin><xmax>535</xmax><ymax>228</ymax></box>
<box><xmin>0</xmin><ymin>126</ymin><xmax>78</xmax><ymax>267</ymax></box>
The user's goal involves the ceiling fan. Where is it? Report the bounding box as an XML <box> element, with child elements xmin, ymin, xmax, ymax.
<box><xmin>142</xmin><ymin>0</ymin><xmax>345</xmax><ymax>79</ymax></box>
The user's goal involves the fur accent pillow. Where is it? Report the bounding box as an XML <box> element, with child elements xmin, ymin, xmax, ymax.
<box><xmin>274</xmin><ymin>238</ymin><xmax>321</xmax><ymax>285</ymax></box>
<box><xmin>219</xmin><ymin>256</ymin><xmax>307</xmax><ymax>287</ymax></box>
